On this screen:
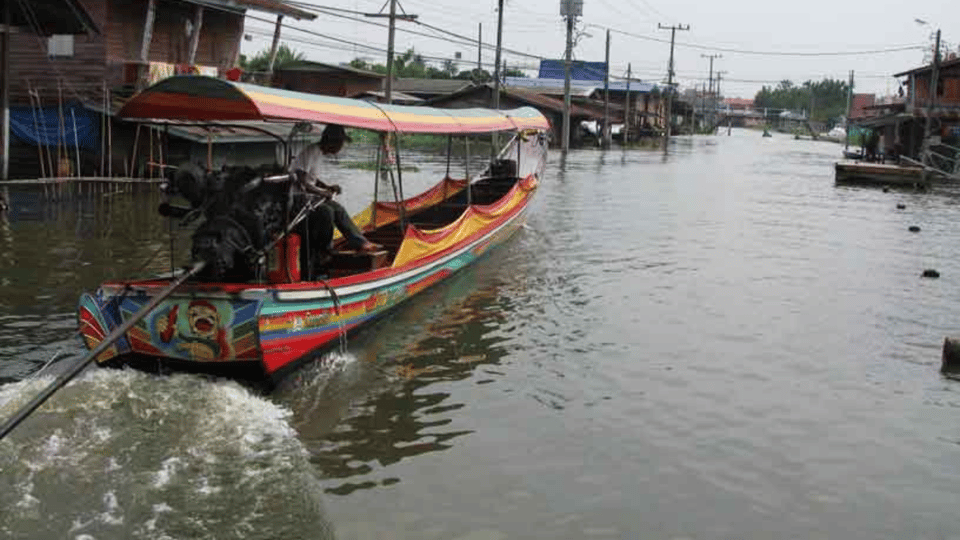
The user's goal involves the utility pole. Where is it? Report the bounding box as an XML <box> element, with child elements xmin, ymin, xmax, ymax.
<box><xmin>658</xmin><ymin>23</ymin><xmax>689</xmax><ymax>145</ymax></box>
<box><xmin>715</xmin><ymin>70</ymin><xmax>726</xmax><ymax>131</ymax></box>
<box><xmin>266</xmin><ymin>15</ymin><xmax>283</xmax><ymax>79</ymax></box>
<box><xmin>701</xmin><ymin>53</ymin><xmax>720</xmax><ymax>129</ymax></box>
<box><xmin>844</xmin><ymin>69</ymin><xmax>854</xmax><ymax>150</ymax></box>
<box><xmin>477</xmin><ymin>22</ymin><xmax>482</xmax><ymax>73</ymax></box>
<box><xmin>624</xmin><ymin>63</ymin><xmax>631</xmax><ymax>144</ymax></box>
<box><xmin>494</xmin><ymin>0</ymin><xmax>504</xmax><ymax>111</ymax></box>
<box><xmin>924</xmin><ymin>29</ymin><xmax>941</xmax><ymax>146</ymax></box>
<box><xmin>603</xmin><ymin>28</ymin><xmax>610</xmax><ymax>148</ymax></box>
<box><xmin>365</xmin><ymin>0</ymin><xmax>418</xmax><ymax>104</ymax></box>
<box><xmin>561</xmin><ymin>0</ymin><xmax>581</xmax><ymax>152</ymax></box>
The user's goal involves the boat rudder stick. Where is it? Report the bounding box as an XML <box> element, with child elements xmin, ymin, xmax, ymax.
<box><xmin>0</xmin><ymin>261</ymin><xmax>206</xmax><ymax>441</ymax></box>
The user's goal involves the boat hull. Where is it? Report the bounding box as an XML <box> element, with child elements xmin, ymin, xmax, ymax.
<box><xmin>77</xmin><ymin>185</ymin><xmax>532</xmax><ymax>381</ymax></box>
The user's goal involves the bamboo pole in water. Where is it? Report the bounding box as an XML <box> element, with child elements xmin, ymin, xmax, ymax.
<box><xmin>57</xmin><ymin>80</ymin><xmax>66</xmax><ymax>177</ymax></box>
<box><xmin>71</xmin><ymin>109</ymin><xmax>80</xmax><ymax>178</ymax></box>
<box><xmin>27</xmin><ymin>85</ymin><xmax>45</xmax><ymax>178</ymax></box>
<box><xmin>101</xmin><ymin>81</ymin><xmax>106</xmax><ymax>176</ymax></box>
<box><xmin>34</xmin><ymin>88</ymin><xmax>54</xmax><ymax>178</ymax></box>
<box><xmin>107</xmin><ymin>87</ymin><xmax>112</xmax><ymax>178</ymax></box>
<box><xmin>129</xmin><ymin>123</ymin><xmax>141</xmax><ymax>178</ymax></box>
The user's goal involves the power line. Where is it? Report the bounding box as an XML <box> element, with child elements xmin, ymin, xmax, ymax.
<box><xmin>592</xmin><ymin>25</ymin><xmax>926</xmax><ymax>57</ymax></box>
<box><xmin>271</xmin><ymin>0</ymin><xmax>547</xmax><ymax>62</ymax></box>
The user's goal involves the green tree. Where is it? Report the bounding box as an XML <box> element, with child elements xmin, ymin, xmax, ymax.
<box><xmin>349</xmin><ymin>49</ymin><xmax>468</xmax><ymax>79</ymax></box>
<box><xmin>240</xmin><ymin>43</ymin><xmax>304</xmax><ymax>72</ymax></box>
<box><xmin>456</xmin><ymin>68</ymin><xmax>492</xmax><ymax>83</ymax></box>
<box><xmin>754</xmin><ymin>77</ymin><xmax>851</xmax><ymax>124</ymax></box>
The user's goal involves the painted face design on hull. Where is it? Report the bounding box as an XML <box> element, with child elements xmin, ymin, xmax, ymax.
<box><xmin>187</xmin><ymin>301</ymin><xmax>221</xmax><ymax>340</ymax></box>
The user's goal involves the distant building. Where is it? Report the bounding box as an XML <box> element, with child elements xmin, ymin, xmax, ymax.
<box><xmin>505</xmin><ymin>59</ymin><xmax>663</xmax><ymax>140</ymax></box>
<box><xmin>273</xmin><ymin>61</ymin><xmax>384</xmax><ymax>98</ymax></box>
<box><xmin>848</xmin><ymin>94</ymin><xmax>877</xmax><ymax>121</ymax></box>
<box><xmin>391</xmin><ymin>79</ymin><xmax>475</xmax><ymax>101</ymax></box>
<box><xmin>427</xmin><ymin>83</ymin><xmax>601</xmax><ymax>147</ymax></box>
<box><xmin>723</xmin><ymin>98</ymin><xmax>754</xmax><ymax>111</ymax></box>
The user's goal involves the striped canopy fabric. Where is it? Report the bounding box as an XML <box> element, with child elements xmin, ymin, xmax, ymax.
<box><xmin>118</xmin><ymin>76</ymin><xmax>550</xmax><ymax>134</ymax></box>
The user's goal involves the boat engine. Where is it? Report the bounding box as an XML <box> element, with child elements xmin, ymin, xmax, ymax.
<box><xmin>166</xmin><ymin>163</ymin><xmax>293</xmax><ymax>282</ymax></box>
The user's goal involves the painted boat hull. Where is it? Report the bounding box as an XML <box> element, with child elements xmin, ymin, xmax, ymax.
<box><xmin>78</xmin><ymin>176</ymin><xmax>536</xmax><ymax>382</ymax></box>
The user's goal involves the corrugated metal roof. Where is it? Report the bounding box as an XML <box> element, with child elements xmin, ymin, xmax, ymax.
<box><xmin>164</xmin><ymin>121</ymin><xmax>308</xmax><ymax>144</ymax></box>
<box><xmin>392</xmin><ymin>79</ymin><xmax>475</xmax><ymax>95</ymax></box>
<box><xmin>505</xmin><ymin>76</ymin><xmax>655</xmax><ymax>96</ymax></box>
<box><xmin>353</xmin><ymin>90</ymin><xmax>424</xmax><ymax>104</ymax></box>
<box><xmin>893</xmin><ymin>57</ymin><xmax>960</xmax><ymax>78</ymax></box>
<box><xmin>428</xmin><ymin>83</ymin><xmax>599</xmax><ymax>119</ymax></box>
<box><xmin>275</xmin><ymin>60</ymin><xmax>383</xmax><ymax>78</ymax></box>
<box><xmin>538</xmin><ymin>60</ymin><xmax>607</xmax><ymax>81</ymax></box>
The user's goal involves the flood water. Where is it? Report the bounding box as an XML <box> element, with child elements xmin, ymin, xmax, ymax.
<box><xmin>3</xmin><ymin>129</ymin><xmax>960</xmax><ymax>539</ymax></box>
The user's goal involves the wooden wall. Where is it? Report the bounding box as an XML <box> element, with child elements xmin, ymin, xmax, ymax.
<box><xmin>7</xmin><ymin>0</ymin><xmax>107</xmax><ymax>105</ymax></box>
<box><xmin>105</xmin><ymin>0</ymin><xmax>242</xmax><ymax>68</ymax></box>
<box><xmin>272</xmin><ymin>71</ymin><xmax>382</xmax><ymax>98</ymax></box>
<box><xmin>7</xmin><ymin>0</ymin><xmax>244</xmax><ymax>105</ymax></box>
<box><xmin>911</xmin><ymin>67</ymin><xmax>960</xmax><ymax>107</ymax></box>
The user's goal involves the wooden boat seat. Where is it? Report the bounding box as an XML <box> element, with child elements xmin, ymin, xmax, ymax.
<box><xmin>327</xmin><ymin>249</ymin><xmax>391</xmax><ymax>278</ymax></box>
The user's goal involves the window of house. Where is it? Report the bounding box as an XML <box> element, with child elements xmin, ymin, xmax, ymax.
<box><xmin>47</xmin><ymin>35</ymin><xmax>74</xmax><ymax>58</ymax></box>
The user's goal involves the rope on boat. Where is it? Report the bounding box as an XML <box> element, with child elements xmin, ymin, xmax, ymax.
<box><xmin>0</xmin><ymin>261</ymin><xmax>206</xmax><ymax>442</ymax></box>
<box><xmin>316</xmin><ymin>278</ymin><xmax>347</xmax><ymax>354</ymax></box>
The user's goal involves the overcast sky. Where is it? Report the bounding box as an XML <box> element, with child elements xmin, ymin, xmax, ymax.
<box><xmin>241</xmin><ymin>0</ymin><xmax>958</xmax><ymax>99</ymax></box>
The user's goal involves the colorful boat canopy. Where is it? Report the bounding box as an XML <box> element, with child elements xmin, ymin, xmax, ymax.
<box><xmin>118</xmin><ymin>76</ymin><xmax>550</xmax><ymax>134</ymax></box>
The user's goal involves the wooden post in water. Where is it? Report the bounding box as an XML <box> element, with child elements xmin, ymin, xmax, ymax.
<box><xmin>1</xmin><ymin>0</ymin><xmax>9</xmax><ymax>181</ymax></box>
<box><xmin>101</xmin><ymin>81</ymin><xmax>106</xmax><ymax>176</ymax></box>
<box><xmin>71</xmin><ymin>109</ymin><xmax>80</xmax><ymax>177</ymax></box>
<box><xmin>28</xmin><ymin>86</ymin><xmax>46</xmax><ymax>178</ymax></box>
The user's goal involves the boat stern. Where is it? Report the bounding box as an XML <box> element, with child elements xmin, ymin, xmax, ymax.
<box><xmin>78</xmin><ymin>290</ymin><xmax>132</xmax><ymax>364</ymax></box>
<box><xmin>78</xmin><ymin>284</ymin><xmax>266</xmax><ymax>373</ymax></box>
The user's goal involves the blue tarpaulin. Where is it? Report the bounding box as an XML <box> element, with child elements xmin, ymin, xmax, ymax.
<box><xmin>9</xmin><ymin>103</ymin><xmax>101</xmax><ymax>150</ymax></box>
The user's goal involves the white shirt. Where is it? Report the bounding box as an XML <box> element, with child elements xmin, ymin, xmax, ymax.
<box><xmin>288</xmin><ymin>143</ymin><xmax>336</xmax><ymax>181</ymax></box>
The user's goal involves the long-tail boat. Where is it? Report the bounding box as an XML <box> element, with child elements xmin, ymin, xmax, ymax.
<box><xmin>77</xmin><ymin>76</ymin><xmax>549</xmax><ymax>382</ymax></box>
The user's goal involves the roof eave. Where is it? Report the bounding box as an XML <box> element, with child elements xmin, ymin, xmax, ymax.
<box><xmin>188</xmin><ymin>0</ymin><xmax>317</xmax><ymax>20</ymax></box>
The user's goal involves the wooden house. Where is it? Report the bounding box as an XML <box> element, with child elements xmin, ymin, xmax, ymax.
<box><xmin>272</xmin><ymin>60</ymin><xmax>384</xmax><ymax>98</ymax></box>
<box><xmin>895</xmin><ymin>55</ymin><xmax>960</xmax><ymax>143</ymax></box>
<box><xmin>1</xmin><ymin>0</ymin><xmax>102</xmax><ymax>180</ymax></box>
<box><xmin>3</xmin><ymin>0</ymin><xmax>314</xmax><ymax>179</ymax></box>
<box><xmin>7</xmin><ymin>0</ymin><xmax>314</xmax><ymax>105</ymax></box>
<box><xmin>427</xmin><ymin>83</ymin><xmax>600</xmax><ymax>147</ymax></box>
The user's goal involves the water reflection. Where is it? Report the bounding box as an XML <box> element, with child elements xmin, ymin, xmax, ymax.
<box><xmin>0</xmin><ymin>185</ymin><xmax>189</xmax><ymax>382</ymax></box>
<box><xmin>279</xmin><ymin>267</ymin><xmax>514</xmax><ymax>496</ymax></box>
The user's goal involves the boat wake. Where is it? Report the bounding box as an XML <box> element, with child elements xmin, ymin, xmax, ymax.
<box><xmin>0</xmin><ymin>369</ymin><xmax>334</xmax><ymax>539</ymax></box>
